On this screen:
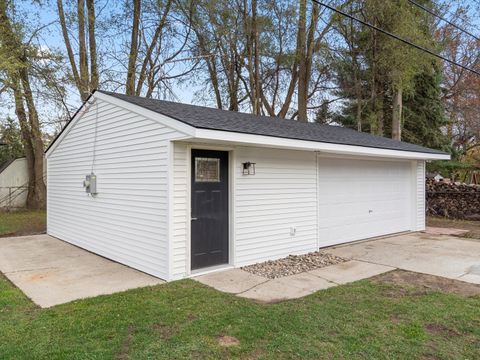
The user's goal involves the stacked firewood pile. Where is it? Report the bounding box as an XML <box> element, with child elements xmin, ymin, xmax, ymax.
<box><xmin>426</xmin><ymin>178</ymin><xmax>480</xmax><ymax>220</ymax></box>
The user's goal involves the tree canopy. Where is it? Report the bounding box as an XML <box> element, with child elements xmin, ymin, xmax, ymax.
<box><xmin>0</xmin><ymin>0</ymin><xmax>479</xmax><ymax>204</ymax></box>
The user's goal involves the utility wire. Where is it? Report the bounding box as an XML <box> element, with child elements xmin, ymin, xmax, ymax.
<box><xmin>91</xmin><ymin>99</ymin><xmax>99</xmax><ymax>174</ymax></box>
<box><xmin>407</xmin><ymin>0</ymin><xmax>480</xmax><ymax>42</ymax></box>
<box><xmin>311</xmin><ymin>0</ymin><xmax>480</xmax><ymax>76</ymax></box>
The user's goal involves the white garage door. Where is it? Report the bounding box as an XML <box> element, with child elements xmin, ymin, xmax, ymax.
<box><xmin>318</xmin><ymin>157</ymin><xmax>412</xmax><ymax>247</ymax></box>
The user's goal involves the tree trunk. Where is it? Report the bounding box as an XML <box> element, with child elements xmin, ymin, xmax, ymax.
<box><xmin>297</xmin><ymin>0</ymin><xmax>307</xmax><ymax>122</ymax></box>
<box><xmin>126</xmin><ymin>0</ymin><xmax>141</xmax><ymax>95</ymax></box>
<box><xmin>252</xmin><ymin>0</ymin><xmax>261</xmax><ymax>115</ymax></box>
<box><xmin>351</xmin><ymin>38</ymin><xmax>362</xmax><ymax>132</ymax></box>
<box><xmin>207</xmin><ymin>58</ymin><xmax>223</xmax><ymax>109</ymax></box>
<box><xmin>77</xmin><ymin>0</ymin><xmax>90</xmax><ymax>100</ymax></box>
<box><xmin>57</xmin><ymin>0</ymin><xmax>82</xmax><ymax>94</ymax></box>
<box><xmin>86</xmin><ymin>0</ymin><xmax>98</xmax><ymax>90</ymax></box>
<box><xmin>356</xmin><ymin>98</ymin><xmax>362</xmax><ymax>132</ymax></box>
<box><xmin>354</xmin><ymin>74</ymin><xmax>362</xmax><ymax>131</ymax></box>
<box><xmin>20</xmin><ymin>68</ymin><xmax>46</xmax><ymax>209</ymax></box>
<box><xmin>243</xmin><ymin>0</ymin><xmax>257</xmax><ymax>114</ymax></box>
<box><xmin>305</xmin><ymin>2</ymin><xmax>316</xmax><ymax>88</ymax></box>
<box><xmin>228</xmin><ymin>50</ymin><xmax>240</xmax><ymax>111</ymax></box>
<box><xmin>377</xmin><ymin>96</ymin><xmax>384</xmax><ymax>136</ymax></box>
<box><xmin>197</xmin><ymin>30</ymin><xmax>222</xmax><ymax>109</ymax></box>
<box><xmin>392</xmin><ymin>87</ymin><xmax>403</xmax><ymax>140</ymax></box>
<box><xmin>12</xmin><ymin>83</ymin><xmax>36</xmax><ymax>208</ymax></box>
<box><xmin>278</xmin><ymin>69</ymin><xmax>298</xmax><ymax>118</ymax></box>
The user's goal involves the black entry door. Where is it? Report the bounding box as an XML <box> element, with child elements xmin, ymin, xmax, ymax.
<box><xmin>191</xmin><ymin>149</ymin><xmax>229</xmax><ymax>270</ymax></box>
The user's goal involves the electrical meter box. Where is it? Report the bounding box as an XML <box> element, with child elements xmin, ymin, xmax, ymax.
<box><xmin>83</xmin><ymin>173</ymin><xmax>97</xmax><ymax>195</ymax></box>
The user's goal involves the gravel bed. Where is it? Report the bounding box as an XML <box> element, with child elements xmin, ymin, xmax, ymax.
<box><xmin>241</xmin><ymin>251</ymin><xmax>347</xmax><ymax>279</ymax></box>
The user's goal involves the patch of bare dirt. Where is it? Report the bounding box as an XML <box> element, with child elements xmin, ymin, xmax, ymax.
<box><xmin>217</xmin><ymin>335</ymin><xmax>240</xmax><ymax>347</ymax></box>
<box><xmin>116</xmin><ymin>325</ymin><xmax>134</xmax><ymax>360</ymax></box>
<box><xmin>374</xmin><ymin>269</ymin><xmax>480</xmax><ymax>297</ymax></box>
<box><xmin>425</xmin><ymin>323</ymin><xmax>460</xmax><ymax>337</ymax></box>
<box><xmin>427</xmin><ymin>217</ymin><xmax>480</xmax><ymax>239</ymax></box>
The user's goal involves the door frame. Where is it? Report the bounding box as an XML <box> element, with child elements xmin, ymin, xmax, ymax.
<box><xmin>185</xmin><ymin>143</ymin><xmax>236</xmax><ymax>276</ymax></box>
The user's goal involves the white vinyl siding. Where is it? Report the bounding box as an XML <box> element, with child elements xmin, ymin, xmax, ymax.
<box><xmin>171</xmin><ymin>142</ymin><xmax>189</xmax><ymax>279</ymax></box>
<box><xmin>47</xmin><ymin>98</ymin><xmax>185</xmax><ymax>279</ymax></box>
<box><xmin>171</xmin><ymin>146</ymin><xmax>423</xmax><ymax>278</ymax></box>
<box><xmin>234</xmin><ymin>147</ymin><xmax>318</xmax><ymax>266</ymax></box>
<box><xmin>415</xmin><ymin>160</ymin><xmax>426</xmax><ymax>231</ymax></box>
<box><xmin>317</xmin><ymin>157</ymin><xmax>413</xmax><ymax>247</ymax></box>
<box><xmin>171</xmin><ymin>144</ymin><xmax>318</xmax><ymax>278</ymax></box>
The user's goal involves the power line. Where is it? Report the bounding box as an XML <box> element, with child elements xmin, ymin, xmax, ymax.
<box><xmin>407</xmin><ymin>0</ymin><xmax>480</xmax><ymax>42</ymax></box>
<box><xmin>312</xmin><ymin>0</ymin><xmax>480</xmax><ymax>76</ymax></box>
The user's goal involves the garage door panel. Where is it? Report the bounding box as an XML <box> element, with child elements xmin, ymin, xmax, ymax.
<box><xmin>319</xmin><ymin>217</ymin><xmax>410</xmax><ymax>246</ymax></box>
<box><xmin>319</xmin><ymin>206</ymin><xmax>408</xmax><ymax>226</ymax></box>
<box><xmin>319</xmin><ymin>192</ymin><xmax>407</xmax><ymax>207</ymax></box>
<box><xmin>319</xmin><ymin>209</ymin><xmax>409</xmax><ymax>229</ymax></box>
<box><xmin>318</xmin><ymin>157</ymin><xmax>412</xmax><ymax>247</ymax></box>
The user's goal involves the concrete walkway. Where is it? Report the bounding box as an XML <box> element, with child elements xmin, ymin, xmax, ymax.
<box><xmin>0</xmin><ymin>235</ymin><xmax>163</xmax><ymax>307</ymax></box>
<box><xmin>327</xmin><ymin>232</ymin><xmax>480</xmax><ymax>285</ymax></box>
<box><xmin>194</xmin><ymin>231</ymin><xmax>480</xmax><ymax>302</ymax></box>
<box><xmin>3</xmin><ymin>231</ymin><xmax>478</xmax><ymax>306</ymax></box>
<box><xmin>194</xmin><ymin>261</ymin><xmax>393</xmax><ymax>303</ymax></box>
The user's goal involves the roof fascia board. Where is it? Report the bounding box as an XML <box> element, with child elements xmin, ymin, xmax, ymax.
<box><xmin>193</xmin><ymin>129</ymin><xmax>450</xmax><ymax>160</ymax></box>
<box><xmin>95</xmin><ymin>92</ymin><xmax>196</xmax><ymax>137</ymax></box>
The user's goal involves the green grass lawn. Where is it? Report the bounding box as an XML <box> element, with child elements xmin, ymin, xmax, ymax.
<box><xmin>0</xmin><ymin>210</ymin><xmax>46</xmax><ymax>237</ymax></box>
<box><xmin>1</xmin><ymin>273</ymin><xmax>479</xmax><ymax>359</ymax></box>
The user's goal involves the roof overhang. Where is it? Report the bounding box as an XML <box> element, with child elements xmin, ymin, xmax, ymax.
<box><xmin>189</xmin><ymin>129</ymin><xmax>450</xmax><ymax>160</ymax></box>
<box><xmin>46</xmin><ymin>91</ymin><xmax>450</xmax><ymax>161</ymax></box>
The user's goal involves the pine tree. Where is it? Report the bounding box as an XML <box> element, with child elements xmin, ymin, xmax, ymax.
<box><xmin>403</xmin><ymin>69</ymin><xmax>449</xmax><ymax>150</ymax></box>
<box><xmin>332</xmin><ymin>0</ymin><xmax>441</xmax><ymax>143</ymax></box>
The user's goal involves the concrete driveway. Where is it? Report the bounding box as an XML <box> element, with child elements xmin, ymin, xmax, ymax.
<box><xmin>326</xmin><ymin>232</ymin><xmax>480</xmax><ymax>284</ymax></box>
<box><xmin>195</xmin><ymin>231</ymin><xmax>480</xmax><ymax>302</ymax></box>
<box><xmin>0</xmin><ymin>235</ymin><xmax>163</xmax><ymax>307</ymax></box>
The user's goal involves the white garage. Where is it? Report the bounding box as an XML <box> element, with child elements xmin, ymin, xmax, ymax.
<box><xmin>45</xmin><ymin>90</ymin><xmax>448</xmax><ymax>281</ymax></box>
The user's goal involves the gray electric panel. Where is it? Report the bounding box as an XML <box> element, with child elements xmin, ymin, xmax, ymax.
<box><xmin>83</xmin><ymin>173</ymin><xmax>98</xmax><ymax>195</ymax></box>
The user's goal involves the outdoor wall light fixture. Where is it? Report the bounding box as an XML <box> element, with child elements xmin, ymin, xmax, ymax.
<box><xmin>242</xmin><ymin>162</ymin><xmax>256</xmax><ymax>175</ymax></box>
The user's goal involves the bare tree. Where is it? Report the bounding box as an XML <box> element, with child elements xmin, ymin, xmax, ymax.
<box><xmin>57</xmin><ymin>0</ymin><xmax>99</xmax><ymax>100</ymax></box>
<box><xmin>0</xmin><ymin>0</ymin><xmax>46</xmax><ymax>209</ymax></box>
<box><xmin>439</xmin><ymin>3</ymin><xmax>480</xmax><ymax>154</ymax></box>
<box><xmin>126</xmin><ymin>0</ymin><xmax>141</xmax><ymax>95</ymax></box>
<box><xmin>104</xmin><ymin>0</ymin><xmax>193</xmax><ymax>98</ymax></box>
<box><xmin>185</xmin><ymin>0</ymin><xmax>246</xmax><ymax>110</ymax></box>
<box><xmin>185</xmin><ymin>0</ymin><xmax>334</xmax><ymax>119</ymax></box>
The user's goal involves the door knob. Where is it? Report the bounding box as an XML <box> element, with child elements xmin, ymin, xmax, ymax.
<box><xmin>191</xmin><ymin>217</ymin><xmax>198</xmax><ymax>221</ymax></box>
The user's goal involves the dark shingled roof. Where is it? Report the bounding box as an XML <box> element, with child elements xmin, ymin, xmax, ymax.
<box><xmin>99</xmin><ymin>90</ymin><xmax>446</xmax><ymax>155</ymax></box>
